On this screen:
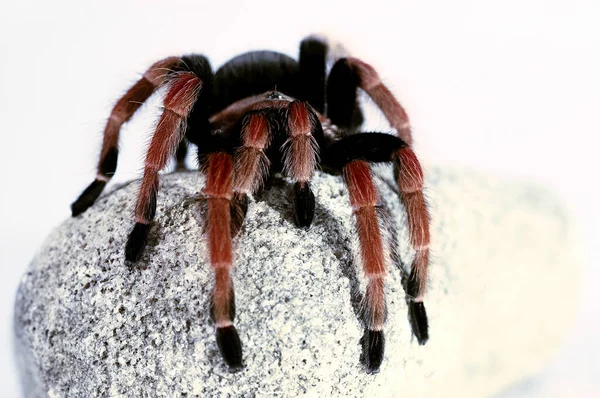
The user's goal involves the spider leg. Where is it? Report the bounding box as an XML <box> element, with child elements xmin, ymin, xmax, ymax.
<box><xmin>231</xmin><ymin>110</ymin><xmax>274</xmax><ymax>235</ymax></box>
<box><xmin>124</xmin><ymin>72</ymin><xmax>203</xmax><ymax>262</ymax></box>
<box><xmin>299</xmin><ymin>36</ymin><xmax>327</xmax><ymax>114</ymax></box>
<box><xmin>229</xmin><ymin>192</ymin><xmax>249</xmax><ymax>238</ymax></box>
<box><xmin>323</xmin><ymin>132</ymin><xmax>412</xmax><ymax>373</ymax></box>
<box><xmin>71</xmin><ymin>56</ymin><xmax>181</xmax><ymax>216</ymax></box>
<box><xmin>281</xmin><ymin>101</ymin><xmax>322</xmax><ymax>227</ymax></box>
<box><xmin>327</xmin><ymin>59</ymin><xmax>430</xmax><ymax>344</ymax></box>
<box><xmin>326</xmin><ymin>58</ymin><xmax>364</xmax><ymax>135</ymax></box>
<box><xmin>202</xmin><ymin>151</ymin><xmax>243</xmax><ymax>370</ymax></box>
<box><xmin>198</xmin><ymin>107</ymin><xmax>276</xmax><ymax>370</ymax></box>
<box><xmin>175</xmin><ymin>139</ymin><xmax>189</xmax><ymax>171</ymax></box>
<box><xmin>337</xmin><ymin>57</ymin><xmax>413</xmax><ymax>144</ymax></box>
<box><xmin>395</xmin><ymin>146</ymin><xmax>430</xmax><ymax>344</ymax></box>
<box><xmin>343</xmin><ymin>160</ymin><xmax>388</xmax><ymax>373</ymax></box>
<box><xmin>322</xmin><ymin>132</ymin><xmax>407</xmax><ymax>170</ymax></box>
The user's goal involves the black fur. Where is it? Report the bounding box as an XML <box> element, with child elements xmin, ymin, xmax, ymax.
<box><xmin>299</xmin><ymin>37</ymin><xmax>327</xmax><ymax>113</ymax></box>
<box><xmin>216</xmin><ymin>326</ymin><xmax>243</xmax><ymax>370</ymax></box>
<box><xmin>71</xmin><ymin>179</ymin><xmax>106</xmax><ymax>217</ymax></box>
<box><xmin>196</xmin><ymin>136</ymin><xmax>239</xmax><ymax>169</ymax></box>
<box><xmin>323</xmin><ymin>133</ymin><xmax>407</xmax><ymax>170</ymax></box>
<box><xmin>307</xmin><ymin>103</ymin><xmax>325</xmax><ymax>145</ymax></box>
<box><xmin>408</xmin><ymin>302</ymin><xmax>429</xmax><ymax>345</ymax></box>
<box><xmin>230</xmin><ymin>192</ymin><xmax>249</xmax><ymax>237</ymax></box>
<box><xmin>293</xmin><ymin>182</ymin><xmax>315</xmax><ymax>227</ymax></box>
<box><xmin>125</xmin><ymin>223</ymin><xmax>150</xmax><ymax>263</ymax></box>
<box><xmin>175</xmin><ymin>139</ymin><xmax>188</xmax><ymax>169</ymax></box>
<box><xmin>361</xmin><ymin>330</ymin><xmax>385</xmax><ymax>374</ymax></box>
<box><xmin>99</xmin><ymin>147</ymin><xmax>118</xmax><ymax>177</ymax></box>
<box><xmin>180</xmin><ymin>54</ymin><xmax>213</xmax><ymax>78</ymax></box>
<box><xmin>406</xmin><ymin>267</ymin><xmax>429</xmax><ymax>344</ymax></box>
<box><xmin>406</xmin><ymin>266</ymin><xmax>421</xmax><ymax>299</ymax></box>
<box><xmin>212</xmin><ymin>51</ymin><xmax>301</xmax><ymax>113</ymax></box>
<box><xmin>143</xmin><ymin>188</ymin><xmax>158</xmax><ymax>223</ymax></box>
<box><xmin>326</xmin><ymin>58</ymin><xmax>364</xmax><ymax>134</ymax></box>
<box><xmin>180</xmin><ymin>55</ymin><xmax>214</xmax><ymax>146</ymax></box>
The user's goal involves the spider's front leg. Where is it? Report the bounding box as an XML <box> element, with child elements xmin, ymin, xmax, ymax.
<box><xmin>200</xmin><ymin>109</ymin><xmax>278</xmax><ymax>370</ymax></box>
<box><xmin>125</xmin><ymin>70</ymin><xmax>206</xmax><ymax>262</ymax></box>
<box><xmin>202</xmin><ymin>100</ymin><xmax>321</xmax><ymax>370</ymax></box>
<box><xmin>202</xmin><ymin>151</ymin><xmax>243</xmax><ymax>369</ymax></box>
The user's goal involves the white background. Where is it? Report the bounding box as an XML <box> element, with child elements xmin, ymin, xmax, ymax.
<box><xmin>0</xmin><ymin>0</ymin><xmax>598</xmax><ymax>396</ymax></box>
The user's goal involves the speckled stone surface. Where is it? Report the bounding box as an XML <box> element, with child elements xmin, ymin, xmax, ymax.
<box><xmin>14</xmin><ymin>167</ymin><xmax>578</xmax><ymax>397</ymax></box>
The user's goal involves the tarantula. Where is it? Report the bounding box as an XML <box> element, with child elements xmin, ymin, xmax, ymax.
<box><xmin>71</xmin><ymin>36</ymin><xmax>430</xmax><ymax>373</ymax></box>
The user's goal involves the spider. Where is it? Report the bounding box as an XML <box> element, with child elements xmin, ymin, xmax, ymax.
<box><xmin>70</xmin><ymin>36</ymin><xmax>430</xmax><ymax>374</ymax></box>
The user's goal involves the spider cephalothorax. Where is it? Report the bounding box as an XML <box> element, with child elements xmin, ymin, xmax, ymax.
<box><xmin>71</xmin><ymin>36</ymin><xmax>430</xmax><ymax>373</ymax></box>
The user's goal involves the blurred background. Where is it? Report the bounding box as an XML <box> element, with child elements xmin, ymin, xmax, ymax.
<box><xmin>0</xmin><ymin>0</ymin><xmax>598</xmax><ymax>396</ymax></box>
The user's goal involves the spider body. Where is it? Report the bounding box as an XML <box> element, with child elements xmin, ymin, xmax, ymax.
<box><xmin>71</xmin><ymin>37</ymin><xmax>430</xmax><ymax>373</ymax></box>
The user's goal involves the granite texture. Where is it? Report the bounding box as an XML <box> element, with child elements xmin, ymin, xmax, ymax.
<box><xmin>14</xmin><ymin>167</ymin><xmax>578</xmax><ymax>397</ymax></box>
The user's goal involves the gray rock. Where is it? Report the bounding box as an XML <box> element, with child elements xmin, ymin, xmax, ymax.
<box><xmin>14</xmin><ymin>167</ymin><xmax>578</xmax><ymax>397</ymax></box>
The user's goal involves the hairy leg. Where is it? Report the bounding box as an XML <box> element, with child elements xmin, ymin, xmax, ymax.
<box><xmin>395</xmin><ymin>147</ymin><xmax>430</xmax><ymax>343</ymax></box>
<box><xmin>326</xmin><ymin>58</ymin><xmax>430</xmax><ymax>344</ymax></box>
<box><xmin>343</xmin><ymin>160</ymin><xmax>388</xmax><ymax>373</ymax></box>
<box><xmin>299</xmin><ymin>36</ymin><xmax>327</xmax><ymax>114</ymax></box>
<box><xmin>125</xmin><ymin>72</ymin><xmax>203</xmax><ymax>262</ymax></box>
<box><xmin>281</xmin><ymin>101</ymin><xmax>322</xmax><ymax>227</ymax></box>
<box><xmin>322</xmin><ymin>132</ymin><xmax>407</xmax><ymax>170</ymax></box>
<box><xmin>231</xmin><ymin>110</ymin><xmax>273</xmax><ymax>235</ymax></box>
<box><xmin>326</xmin><ymin>58</ymin><xmax>364</xmax><ymax>135</ymax></box>
<box><xmin>71</xmin><ymin>56</ymin><xmax>181</xmax><ymax>216</ymax></box>
<box><xmin>203</xmin><ymin>152</ymin><xmax>243</xmax><ymax>369</ymax></box>
<box><xmin>344</xmin><ymin>57</ymin><xmax>413</xmax><ymax>145</ymax></box>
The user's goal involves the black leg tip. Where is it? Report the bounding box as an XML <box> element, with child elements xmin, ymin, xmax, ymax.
<box><xmin>409</xmin><ymin>302</ymin><xmax>429</xmax><ymax>345</ymax></box>
<box><xmin>71</xmin><ymin>204</ymin><xmax>86</xmax><ymax>217</ymax></box>
<box><xmin>71</xmin><ymin>180</ymin><xmax>106</xmax><ymax>217</ymax></box>
<box><xmin>216</xmin><ymin>326</ymin><xmax>243</xmax><ymax>370</ymax></box>
<box><xmin>300</xmin><ymin>36</ymin><xmax>328</xmax><ymax>53</ymax></box>
<box><xmin>361</xmin><ymin>329</ymin><xmax>385</xmax><ymax>374</ymax></box>
<box><xmin>125</xmin><ymin>223</ymin><xmax>150</xmax><ymax>263</ymax></box>
<box><xmin>293</xmin><ymin>182</ymin><xmax>315</xmax><ymax>228</ymax></box>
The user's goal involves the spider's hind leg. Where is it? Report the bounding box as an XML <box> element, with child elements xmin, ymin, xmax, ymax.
<box><xmin>326</xmin><ymin>57</ymin><xmax>431</xmax><ymax>347</ymax></box>
<box><xmin>395</xmin><ymin>147</ymin><xmax>430</xmax><ymax>344</ymax></box>
<box><xmin>326</xmin><ymin>58</ymin><xmax>364</xmax><ymax>135</ymax></box>
<box><xmin>299</xmin><ymin>36</ymin><xmax>327</xmax><ymax>114</ymax></box>
<box><xmin>71</xmin><ymin>56</ymin><xmax>181</xmax><ymax>216</ymax></box>
<box><xmin>322</xmin><ymin>132</ymin><xmax>408</xmax><ymax>373</ymax></box>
